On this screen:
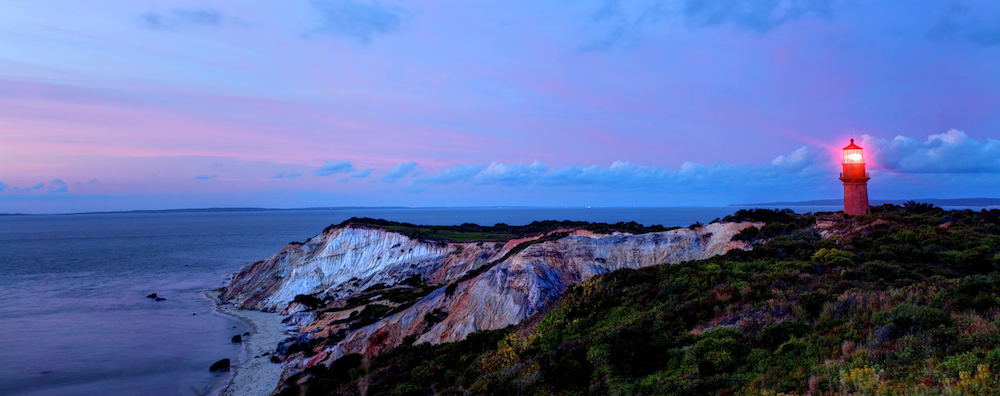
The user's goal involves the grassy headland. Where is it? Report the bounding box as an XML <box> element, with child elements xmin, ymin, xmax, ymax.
<box><xmin>285</xmin><ymin>204</ymin><xmax>1000</xmax><ymax>395</ymax></box>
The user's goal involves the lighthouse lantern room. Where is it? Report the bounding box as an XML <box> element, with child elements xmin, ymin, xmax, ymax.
<box><xmin>839</xmin><ymin>139</ymin><xmax>870</xmax><ymax>215</ymax></box>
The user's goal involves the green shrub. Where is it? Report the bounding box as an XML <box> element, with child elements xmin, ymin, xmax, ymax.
<box><xmin>287</xmin><ymin>208</ymin><xmax>1000</xmax><ymax>395</ymax></box>
<box><xmin>758</xmin><ymin>321</ymin><xmax>810</xmax><ymax>349</ymax></box>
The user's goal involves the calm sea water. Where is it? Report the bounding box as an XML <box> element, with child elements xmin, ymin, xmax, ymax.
<box><xmin>0</xmin><ymin>206</ymin><xmax>839</xmax><ymax>396</ymax></box>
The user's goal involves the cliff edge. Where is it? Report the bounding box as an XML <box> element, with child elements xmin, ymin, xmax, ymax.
<box><xmin>219</xmin><ymin>219</ymin><xmax>759</xmax><ymax>389</ymax></box>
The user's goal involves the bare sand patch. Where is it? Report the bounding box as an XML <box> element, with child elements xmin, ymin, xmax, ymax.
<box><xmin>207</xmin><ymin>290</ymin><xmax>289</xmax><ymax>396</ymax></box>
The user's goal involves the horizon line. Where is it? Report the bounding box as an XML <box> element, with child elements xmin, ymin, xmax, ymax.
<box><xmin>4</xmin><ymin>197</ymin><xmax>1000</xmax><ymax>216</ymax></box>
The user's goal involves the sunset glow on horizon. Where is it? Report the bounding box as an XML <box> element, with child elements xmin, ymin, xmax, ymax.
<box><xmin>2</xmin><ymin>1</ymin><xmax>999</xmax><ymax>213</ymax></box>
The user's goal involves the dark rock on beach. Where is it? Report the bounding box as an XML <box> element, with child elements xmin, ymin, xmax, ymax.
<box><xmin>155</xmin><ymin>297</ymin><xmax>165</xmax><ymax>301</ymax></box>
<box><xmin>209</xmin><ymin>359</ymin><xmax>230</xmax><ymax>371</ymax></box>
<box><xmin>146</xmin><ymin>293</ymin><xmax>157</xmax><ymax>298</ymax></box>
<box><xmin>231</xmin><ymin>335</ymin><xmax>242</xmax><ymax>343</ymax></box>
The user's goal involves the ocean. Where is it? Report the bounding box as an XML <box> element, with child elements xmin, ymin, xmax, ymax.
<box><xmin>0</xmin><ymin>206</ymin><xmax>839</xmax><ymax>395</ymax></box>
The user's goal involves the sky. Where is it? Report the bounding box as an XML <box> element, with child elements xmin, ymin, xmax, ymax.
<box><xmin>1</xmin><ymin>0</ymin><xmax>999</xmax><ymax>213</ymax></box>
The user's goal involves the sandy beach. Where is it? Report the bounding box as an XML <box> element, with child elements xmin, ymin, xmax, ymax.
<box><xmin>207</xmin><ymin>290</ymin><xmax>290</xmax><ymax>396</ymax></box>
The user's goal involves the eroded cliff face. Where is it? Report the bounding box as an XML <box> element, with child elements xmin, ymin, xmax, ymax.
<box><xmin>230</xmin><ymin>223</ymin><xmax>757</xmax><ymax>374</ymax></box>
<box><xmin>222</xmin><ymin>225</ymin><xmax>531</xmax><ymax>312</ymax></box>
<box><xmin>221</xmin><ymin>221</ymin><xmax>759</xmax><ymax>385</ymax></box>
<box><xmin>318</xmin><ymin>223</ymin><xmax>754</xmax><ymax>362</ymax></box>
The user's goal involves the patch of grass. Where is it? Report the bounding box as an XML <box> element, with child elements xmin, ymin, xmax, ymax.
<box><xmin>329</xmin><ymin>217</ymin><xmax>680</xmax><ymax>242</ymax></box>
<box><xmin>281</xmin><ymin>206</ymin><xmax>1000</xmax><ymax>396</ymax></box>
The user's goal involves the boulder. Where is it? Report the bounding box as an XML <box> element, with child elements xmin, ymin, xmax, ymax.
<box><xmin>231</xmin><ymin>335</ymin><xmax>242</xmax><ymax>343</ymax></box>
<box><xmin>209</xmin><ymin>359</ymin><xmax>230</xmax><ymax>371</ymax></box>
<box><xmin>146</xmin><ymin>293</ymin><xmax>157</xmax><ymax>299</ymax></box>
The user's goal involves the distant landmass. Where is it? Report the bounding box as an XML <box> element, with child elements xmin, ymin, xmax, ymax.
<box><xmin>0</xmin><ymin>206</ymin><xmax>542</xmax><ymax>216</ymax></box>
<box><xmin>4</xmin><ymin>200</ymin><xmax>998</xmax><ymax>217</ymax></box>
<box><xmin>733</xmin><ymin>198</ymin><xmax>1000</xmax><ymax>207</ymax></box>
<box><xmin>0</xmin><ymin>207</ymin><xmax>408</xmax><ymax>216</ymax></box>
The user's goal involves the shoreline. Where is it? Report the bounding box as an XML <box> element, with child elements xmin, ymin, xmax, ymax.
<box><xmin>207</xmin><ymin>290</ymin><xmax>289</xmax><ymax>396</ymax></box>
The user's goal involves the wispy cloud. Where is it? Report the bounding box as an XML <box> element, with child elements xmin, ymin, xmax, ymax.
<box><xmin>48</xmin><ymin>179</ymin><xmax>67</xmax><ymax>193</ymax></box>
<box><xmin>352</xmin><ymin>168</ymin><xmax>373</xmax><ymax>178</ymax></box>
<box><xmin>274</xmin><ymin>171</ymin><xmax>304</xmax><ymax>179</ymax></box>
<box><xmin>400</xmin><ymin>131</ymin><xmax>999</xmax><ymax>200</ymax></box>
<box><xmin>682</xmin><ymin>0</ymin><xmax>836</xmax><ymax>33</ymax></box>
<box><xmin>419</xmin><ymin>163</ymin><xmax>485</xmax><ymax>185</ymax></box>
<box><xmin>580</xmin><ymin>0</ymin><xmax>838</xmax><ymax>51</ymax></box>
<box><xmin>195</xmin><ymin>174</ymin><xmax>217</xmax><ymax>180</ymax></box>
<box><xmin>0</xmin><ymin>182</ymin><xmax>6</xmax><ymax>192</ymax></box>
<box><xmin>412</xmin><ymin>146</ymin><xmax>828</xmax><ymax>193</ymax></box>
<box><xmin>316</xmin><ymin>160</ymin><xmax>356</xmax><ymax>176</ymax></box>
<box><xmin>309</xmin><ymin>0</ymin><xmax>406</xmax><ymax>43</ymax></box>
<box><xmin>471</xmin><ymin>161</ymin><xmax>548</xmax><ymax>186</ymax></box>
<box><xmin>141</xmin><ymin>8</ymin><xmax>225</xmax><ymax>30</ymax></box>
<box><xmin>927</xmin><ymin>2</ymin><xmax>1000</xmax><ymax>47</ymax></box>
<box><xmin>32</xmin><ymin>183</ymin><xmax>44</xmax><ymax>191</ymax></box>
<box><xmin>863</xmin><ymin>130</ymin><xmax>1000</xmax><ymax>173</ymax></box>
<box><xmin>579</xmin><ymin>0</ymin><xmax>670</xmax><ymax>52</ymax></box>
<box><xmin>380</xmin><ymin>161</ymin><xmax>417</xmax><ymax>183</ymax></box>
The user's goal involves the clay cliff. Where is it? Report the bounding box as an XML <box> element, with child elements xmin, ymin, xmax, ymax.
<box><xmin>220</xmin><ymin>221</ymin><xmax>758</xmax><ymax>379</ymax></box>
<box><xmin>222</xmin><ymin>225</ymin><xmax>538</xmax><ymax>312</ymax></box>
<box><xmin>321</xmin><ymin>222</ymin><xmax>755</xmax><ymax>362</ymax></box>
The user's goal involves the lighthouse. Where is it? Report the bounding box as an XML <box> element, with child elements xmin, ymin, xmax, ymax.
<box><xmin>840</xmin><ymin>139</ymin><xmax>870</xmax><ymax>215</ymax></box>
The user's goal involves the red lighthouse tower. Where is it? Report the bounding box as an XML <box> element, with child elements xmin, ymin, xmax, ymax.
<box><xmin>840</xmin><ymin>139</ymin><xmax>870</xmax><ymax>215</ymax></box>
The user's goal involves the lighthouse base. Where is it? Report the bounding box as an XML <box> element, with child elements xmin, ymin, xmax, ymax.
<box><xmin>842</xmin><ymin>181</ymin><xmax>870</xmax><ymax>215</ymax></box>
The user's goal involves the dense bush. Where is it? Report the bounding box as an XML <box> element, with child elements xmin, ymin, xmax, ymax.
<box><xmin>333</xmin><ymin>217</ymin><xmax>678</xmax><ymax>242</ymax></box>
<box><xmin>282</xmin><ymin>208</ymin><xmax>1000</xmax><ymax>395</ymax></box>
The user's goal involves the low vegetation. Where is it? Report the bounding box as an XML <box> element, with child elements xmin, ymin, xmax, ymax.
<box><xmin>332</xmin><ymin>217</ymin><xmax>679</xmax><ymax>242</ymax></box>
<box><xmin>285</xmin><ymin>205</ymin><xmax>1000</xmax><ymax>395</ymax></box>
<box><xmin>279</xmin><ymin>275</ymin><xmax>436</xmax><ymax>357</ymax></box>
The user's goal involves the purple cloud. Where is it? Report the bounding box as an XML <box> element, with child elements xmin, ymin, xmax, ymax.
<box><xmin>310</xmin><ymin>0</ymin><xmax>406</xmax><ymax>43</ymax></box>
<box><xmin>927</xmin><ymin>2</ymin><xmax>1000</xmax><ymax>47</ymax></box>
<box><xmin>864</xmin><ymin>130</ymin><xmax>1000</xmax><ymax>173</ymax></box>
<box><xmin>580</xmin><ymin>0</ymin><xmax>839</xmax><ymax>51</ymax></box>
<box><xmin>352</xmin><ymin>168</ymin><xmax>373</xmax><ymax>178</ymax></box>
<box><xmin>683</xmin><ymin>0</ymin><xmax>836</xmax><ymax>33</ymax></box>
<box><xmin>48</xmin><ymin>179</ymin><xmax>67</xmax><ymax>193</ymax></box>
<box><xmin>412</xmin><ymin>147</ymin><xmax>826</xmax><ymax>192</ymax></box>
<box><xmin>380</xmin><ymin>161</ymin><xmax>417</xmax><ymax>183</ymax></box>
<box><xmin>142</xmin><ymin>8</ymin><xmax>224</xmax><ymax>30</ymax></box>
<box><xmin>419</xmin><ymin>164</ymin><xmax>486</xmax><ymax>185</ymax></box>
<box><xmin>274</xmin><ymin>171</ymin><xmax>304</xmax><ymax>179</ymax></box>
<box><xmin>471</xmin><ymin>161</ymin><xmax>548</xmax><ymax>186</ymax></box>
<box><xmin>316</xmin><ymin>160</ymin><xmax>356</xmax><ymax>176</ymax></box>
